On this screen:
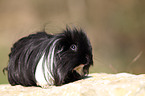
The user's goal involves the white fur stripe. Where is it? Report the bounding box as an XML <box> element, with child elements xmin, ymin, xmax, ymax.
<box><xmin>35</xmin><ymin>39</ymin><xmax>60</xmax><ymax>86</ymax></box>
<box><xmin>35</xmin><ymin>54</ymin><xmax>48</xmax><ymax>86</ymax></box>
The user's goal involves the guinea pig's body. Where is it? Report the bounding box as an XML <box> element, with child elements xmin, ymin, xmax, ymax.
<box><xmin>6</xmin><ymin>27</ymin><xmax>93</xmax><ymax>88</ymax></box>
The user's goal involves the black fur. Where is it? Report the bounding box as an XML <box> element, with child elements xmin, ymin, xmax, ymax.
<box><xmin>4</xmin><ymin>27</ymin><xmax>93</xmax><ymax>86</ymax></box>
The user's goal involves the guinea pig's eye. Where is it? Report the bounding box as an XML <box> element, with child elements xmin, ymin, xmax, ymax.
<box><xmin>70</xmin><ymin>44</ymin><xmax>77</xmax><ymax>51</ymax></box>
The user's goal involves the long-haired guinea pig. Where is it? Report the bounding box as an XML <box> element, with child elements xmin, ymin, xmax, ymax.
<box><xmin>4</xmin><ymin>27</ymin><xmax>93</xmax><ymax>88</ymax></box>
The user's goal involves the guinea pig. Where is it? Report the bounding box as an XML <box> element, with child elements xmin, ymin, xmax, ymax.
<box><xmin>4</xmin><ymin>27</ymin><xmax>93</xmax><ymax>88</ymax></box>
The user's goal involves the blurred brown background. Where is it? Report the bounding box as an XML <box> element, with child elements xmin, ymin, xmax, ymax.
<box><xmin>0</xmin><ymin>0</ymin><xmax>145</xmax><ymax>84</ymax></box>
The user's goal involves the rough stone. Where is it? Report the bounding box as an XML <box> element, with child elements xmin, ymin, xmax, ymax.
<box><xmin>0</xmin><ymin>73</ymin><xmax>145</xmax><ymax>96</ymax></box>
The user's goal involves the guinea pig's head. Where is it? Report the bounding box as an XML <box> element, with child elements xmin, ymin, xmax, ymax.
<box><xmin>53</xmin><ymin>27</ymin><xmax>93</xmax><ymax>85</ymax></box>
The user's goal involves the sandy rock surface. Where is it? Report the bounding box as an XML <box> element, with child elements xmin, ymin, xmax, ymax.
<box><xmin>1</xmin><ymin>73</ymin><xmax>145</xmax><ymax>96</ymax></box>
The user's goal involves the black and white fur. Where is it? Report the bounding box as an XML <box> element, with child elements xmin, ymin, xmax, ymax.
<box><xmin>5</xmin><ymin>27</ymin><xmax>93</xmax><ymax>87</ymax></box>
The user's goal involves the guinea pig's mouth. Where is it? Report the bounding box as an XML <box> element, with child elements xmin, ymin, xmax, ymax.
<box><xmin>72</xmin><ymin>64</ymin><xmax>85</xmax><ymax>76</ymax></box>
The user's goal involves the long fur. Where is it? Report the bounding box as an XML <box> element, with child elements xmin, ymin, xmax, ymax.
<box><xmin>4</xmin><ymin>27</ymin><xmax>93</xmax><ymax>87</ymax></box>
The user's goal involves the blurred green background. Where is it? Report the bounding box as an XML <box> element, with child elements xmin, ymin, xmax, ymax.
<box><xmin>0</xmin><ymin>0</ymin><xmax>145</xmax><ymax>84</ymax></box>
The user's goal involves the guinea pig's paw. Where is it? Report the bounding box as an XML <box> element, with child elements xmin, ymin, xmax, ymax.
<box><xmin>41</xmin><ymin>84</ymin><xmax>51</xmax><ymax>89</ymax></box>
<box><xmin>37</xmin><ymin>82</ymin><xmax>50</xmax><ymax>89</ymax></box>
